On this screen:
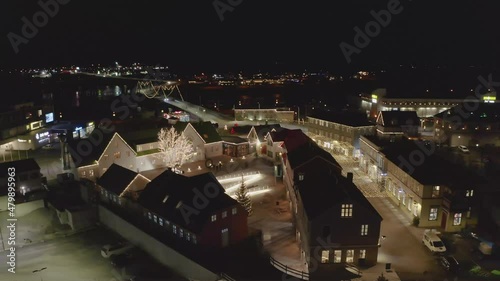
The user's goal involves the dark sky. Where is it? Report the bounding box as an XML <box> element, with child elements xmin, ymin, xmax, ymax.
<box><xmin>2</xmin><ymin>0</ymin><xmax>500</xmax><ymax>72</ymax></box>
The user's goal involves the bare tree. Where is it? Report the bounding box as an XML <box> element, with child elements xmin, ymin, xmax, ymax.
<box><xmin>157</xmin><ymin>127</ymin><xmax>194</xmax><ymax>168</ymax></box>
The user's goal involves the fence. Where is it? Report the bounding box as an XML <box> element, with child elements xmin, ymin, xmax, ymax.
<box><xmin>269</xmin><ymin>256</ymin><xmax>309</xmax><ymax>280</ymax></box>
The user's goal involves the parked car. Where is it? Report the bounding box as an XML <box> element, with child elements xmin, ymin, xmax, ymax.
<box><xmin>423</xmin><ymin>230</ymin><xmax>447</xmax><ymax>254</ymax></box>
<box><xmin>101</xmin><ymin>242</ymin><xmax>134</xmax><ymax>258</ymax></box>
<box><xmin>439</xmin><ymin>256</ymin><xmax>460</xmax><ymax>273</ymax></box>
<box><xmin>458</xmin><ymin>145</ymin><xmax>469</xmax><ymax>153</ymax></box>
<box><xmin>42</xmin><ymin>143</ymin><xmax>53</xmax><ymax>150</ymax></box>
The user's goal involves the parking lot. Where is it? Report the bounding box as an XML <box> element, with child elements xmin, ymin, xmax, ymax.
<box><xmin>0</xmin><ymin>227</ymin><xmax>184</xmax><ymax>281</ymax></box>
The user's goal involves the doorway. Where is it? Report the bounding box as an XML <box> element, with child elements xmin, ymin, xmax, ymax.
<box><xmin>221</xmin><ymin>228</ymin><xmax>229</xmax><ymax>247</ymax></box>
<box><xmin>441</xmin><ymin>210</ymin><xmax>448</xmax><ymax>230</ymax></box>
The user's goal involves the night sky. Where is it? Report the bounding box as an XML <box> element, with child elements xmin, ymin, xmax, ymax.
<box><xmin>2</xmin><ymin>0</ymin><xmax>500</xmax><ymax>72</ymax></box>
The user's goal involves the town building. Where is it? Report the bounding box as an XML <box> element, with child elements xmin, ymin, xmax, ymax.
<box><xmin>278</xmin><ymin>129</ymin><xmax>382</xmax><ymax>278</ymax></box>
<box><xmin>233</xmin><ymin>107</ymin><xmax>295</xmax><ymax>122</ymax></box>
<box><xmin>174</xmin><ymin>122</ymin><xmax>223</xmax><ymax>162</ymax></box>
<box><xmin>375</xmin><ymin>111</ymin><xmax>420</xmax><ymax>140</ymax></box>
<box><xmin>0</xmin><ymin>158</ymin><xmax>43</xmax><ymax>196</ymax></box>
<box><xmin>96</xmin><ymin>164</ymin><xmax>248</xmax><ymax>249</ymax></box>
<box><xmin>359</xmin><ymin>136</ymin><xmax>485</xmax><ymax>232</ymax></box>
<box><xmin>433</xmin><ymin>103</ymin><xmax>500</xmax><ymax>147</ymax></box>
<box><xmin>305</xmin><ymin>112</ymin><xmax>375</xmax><ymax>157</ymax></box>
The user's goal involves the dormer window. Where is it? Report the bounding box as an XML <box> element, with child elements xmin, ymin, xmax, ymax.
<box><xmin>298</xmin><ymin>173</ymin><xmax>304</xmax><ymax>181</ymax></box>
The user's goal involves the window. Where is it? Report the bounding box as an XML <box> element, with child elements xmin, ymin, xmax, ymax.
<box><xmin>466</xmin><ymin>190</ymin><xmax>474</xmax><ymax>197</ymax></box>
<box><xmin>180</xmin><ymin>229</ymin><xmax>184</xmax><ymax>238</ymax></box>
<box><xmin>89</xmin><ymin>170</ymin><xmax>94</xmax><ymax>176</ymax></box>
<box><xmin>341</xmin><ymin>204</ymin><xmax>353</xmax><ymax>217</ymax></box>
<box><xmin>211</xmin><ymin>214</ymin><xmax>217</xmax><ymax>222</ymax></box>
<box><xmin>408</xmin><ymin>197</ymin><xmax>412</xmax><ymax>211</ymax></box>
<box><xmin>159</xmin><ymin>218</ymin><xmax>163</xmax><ymax>226</ymax></box>
<box><xmin>361</xmin><ymin>224</ymin><xmax>368</xmax><ymax>236</ymax></box>
<box><xmin>148</xmin><ymin>212</ymin><xmax>152</xmax><ymax>220</ymax></box>
<box><xmin>359</xmin><ymin>249</ymin><xmax>366</xmax><ymax>259</ymax></box>
<box><xmin>153</xmin><ymin>215</ymin><xmax>158</xmax><ymax>223</ymax></box>
<box><xmin>333</xmin><ymin>250</ymin><xmax>342</xmax><ymax>263</ymax></box>
<box><xmin>298</xmin><ymin>173</ymin><xmax>304</xmax><ymax>181</ymax></box>
<box><xmin>114</xmin><ymin>152</ymin><xmax>121</xmax><ymax>159</ymax></box>
<box><xmin>429</xmin><ymin>207</ymin><xmax>438</xmax><ymax>221</ymax></box>
<box><xmin>187</xmin><ymin>233</ymin><xmax>191</xmax><ymax>241</ymax></box>
<box><xmin>165</xmin><ymin>220</ymin><xmax>170</xmax><ymax>227</ymax></box>
<box><xmin>453</xmin><ymin>213</ymin><xmax>462</xmax><ymax>226</ymax></box>
<box><xmin>232</xmin><ymin>208</ymin><xmax>237</xmax><ymax>215</ymax></box>
<box><xmin>193</xmin><ymin>235</ymin><xmax>197</xmax><ymax>244</ymax></box>
<box><xmin>173</xmin><ymin>225</ymin><xmax>177</xmax><ymax>234</ymax></box>
<box><xmin>346</xmin><ymin>250</ymin><xmax>354</xmax><ymax>263</ymax></box>
<box><xmin>402</xmin><ymin>192</ymin><xmax>406</xmax><ymax>205</ymax></box>
<box><xmin>321</xmin><ymin>250</ymin><xmax>329</xmax><ymax>263</ymax></box>
<box><xmin>397</xmin><ymin>189</ymin><xmax>401</xmax><ymax>200</ymax></box>
<box><xmin>432</xmin><ymin>186</ymin><xmax>440</xmax><ymax>197</ymax></box>
<box><xmin>322</xmin><ymin>226</ymin><xmax>331</xmax><ymax>238</ymax></box>
<box><xmin>467</xmin><ymin>207</ymin><xmax>472</xmax><ymax>218</ymax></box>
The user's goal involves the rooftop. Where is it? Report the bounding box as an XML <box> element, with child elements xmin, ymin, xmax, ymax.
<box><xmin>308</xmin><ymin>111</ymin><xmax>373</xmax><ymax>127</ymax></box>
<box><xmin>97</xmin><ymin>164</ymin><xmax>138</xmax><ymax>195</ymax></box>
<box><xmin>377</xmin><ymin>111</ymin><xmax>420</xmax><ymax>127</ymax></box>
<box><xmin>434</xmin><ymin>102</ymin><xmax>500</xmax><ymax>123</ymax></box>
<box><xmin>175</xmin><ymin>121</ymin><xmax>222</xmax><ymax>143</ymax></box>
<box><xmin>0</xmin><ymin>158</ymin><xmax>40</xmax><ymax>173</ymax></box>
<box><xmin>137</xmin><ymin>169</ymin><xmax>239</xmax><ymax>233</ymax></box>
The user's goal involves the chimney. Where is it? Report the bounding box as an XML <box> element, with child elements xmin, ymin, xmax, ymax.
<box><xmin>347</xmin><ymin>172</ymin><xmax>353</xmax><ymax>182</ymax></box>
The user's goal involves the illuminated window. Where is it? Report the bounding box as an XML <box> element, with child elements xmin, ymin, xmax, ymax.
<box><xmin>453</xmin><ymin>213</ymin><xmax>462</xmax><ymax>226</ymax></box>
<box><xmin>187</xmin><ymin>233</ymin><xmax>191</xmax><ymax>241</ymax></box>
<box><xmin>232</xmin><ymin>208</ymin><xmax>237</xmax><ymax>215</ymax></box>
<box><xmin>466</xmin><ymin>190</ymin><xmax>474</xmax><ymax>197</ymax></box>
<box><xmin>341</xmin><ymin>204</ymin><xmax>353</xmax><ymax>217</ymax></box>
<box><xmin>159</xmin><ymin>218</ymin><xmax>163</xmax><ymax>226</ymax></box>
<box><xmin>432</xmin><ymin>186</ymin><xmax>440</xmax><ymax>198</ymax></box>
<box><xmin>173</xmin><ymin>225</ymin><xmax>177</xmax><ymax>234</ymax></box>
<box><xmin>222</xmin><ymin>211</ymin><xmax>227</xmax><ymax>218</ymax></box>
<box><xmin>153</xmin><ymin>215</ymin><xmax>157</xmax><ymax>223</ymax></box>
<box><xmin>361</xmin><ymin>224</ymin><xmax>368</xmax><ymax>236</ymax></box>
<box><xmin>114</xmin><ymin>152</ymin><xmax>121</xmax><ymax>159</ymax></box>
<box><xmin>298</xmin><ymin>173</ymin><xmax>304</xmax><ymax>181</ymax></box>
<box><xmin>334</xmin><ymin>250</ymin><xmax>342</xmax><ymax>263</ymax></box>
<box><xmin>211</xmin><ymin>214</ymin><xmax>217</xmax><ymax>222</ymax></box>
<box><xmin>180</xmin><ymin>229</ymin><xmax>184</xmax><ymax>238</ymax></box>
<box><xmin>346</xmin><ymin>250</ymin><xmax>354</xmax><ymax>263</ymax></box>
<box><xmin>321</xmin><ymin>250</ymin><xmax>329</xmax><ymax>263</ymax></box>
<box><xmin>89</xmin><ymin>170</ymin><xmax>94</xmax><ymax>176</ymax></box>
<box><xmin>429</xmin><ymin>207</ymin><xmax>438</xmax><ymax>221</ymax></box>
<box><xmin>359</xmin><ymin>249</ymin><xmax>366</xmax><ymax>259</ymax></box>
<box><xmin>147</xmin><ymin>212</ymin><xmax>152</xmax><ymax>220</ymax></box>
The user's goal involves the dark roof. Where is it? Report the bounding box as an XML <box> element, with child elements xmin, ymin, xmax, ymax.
<box><xmin>221</xmin><ymin>136</ymin><xmax>248</xmax><ymax>144</ymax></box>
<box><xmin>175</xmin><ymin>121</ymin><xmax>222</xmax><ymax>143</ymax></box>
<box><xmin>269</xmin><ymin>128</ymin><xmax>303</xmax><ymax>142</ymax></box>
<box><xmin>97</xmin><ymin>164</ymin><xmax>138</xmax><ymax>195</ymax></box>
<box><xmin>297</xmin><ymin>164</ymin><xmax>382</xmax><ymax>221</ymax></box>
<box><xmin>434</xmin><ymin>102</ymin><xmax>500</xmax><ymax>123</ymax></box>
<box><xmin>229</xmin><ymin>125</ymin><xmax>254</xmax><ymax>135</ymax></box>
<box><xmin>120</xmin><ymin>128</ymin><xmax>163</xmax><ymax>148</ymax></box>
<box><xmin>137</xmin><ymin>170</ymin><xmax>239</xmax><ymax>233</ymax></box>
<box><xmin>382</xmin><ymin>141</ymin><xmax>485</xmax><ymax>187</ymax></box>
<box><xmin>0</xmin><ymin>158</ymin><xmax>40</xmax><ymax>173</ymax></box>
<box><xmin>377</xmin><ymin>111</ymin><xmax>420</xmax><ymax>127</ymax></box>
<box><xmin>308</xmin><ymin>111</ymin><xmax>373</xmax><ymax>127</ymax></box>
<box><xmin>284</xmin><ymin>131</ymin><xmax>341</xmax><ymax>171</ymax></box>
<box><xmin>67</xmin><ymin>127</ymin><xmax>115</xmax><ymax>167</ymax></box>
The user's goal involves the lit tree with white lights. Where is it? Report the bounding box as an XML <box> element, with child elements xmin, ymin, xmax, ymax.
<box><xmin>157</xmin><ymin>127</ymin><xmax>194</xmax><ymax>168</ymax></box>
<box><xmin>235</xmin><ymin>175</ymin><xmax>253</xmax><ymax>216</ymax></box>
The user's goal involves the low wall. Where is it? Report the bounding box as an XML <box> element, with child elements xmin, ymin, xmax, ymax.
<box><xmin>98</xmin><ymin>206</ymin><xmax>220</xmax><ymax>281</ymax></box>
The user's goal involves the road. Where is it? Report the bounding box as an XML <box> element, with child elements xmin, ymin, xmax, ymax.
<box><xmin>0</xmin><ymin>228</ymin><xmax>120</xmax><ymax>281</ymax></box>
